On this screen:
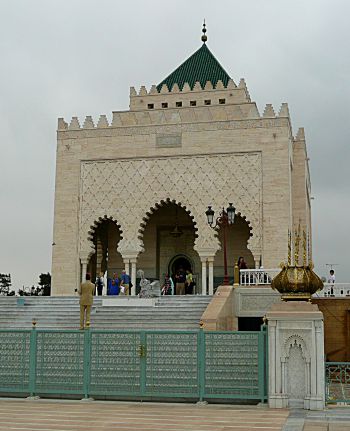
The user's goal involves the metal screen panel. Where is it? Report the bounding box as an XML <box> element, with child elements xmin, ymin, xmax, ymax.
<box><xmin>204</xmin><ymin>332</ymin><xmax>260</xmax><ymax>398</ymax></box>
<box><xmin>35</xmin><ymin>331</ymin><xmax>85</xmax><ymax>394</ymax></box>
<box><xmin>89</xmin><ymin>331</ymin><xmax>141</xmax><ymax>395</ymax></box>
<box><xmin>145</xmin><ymin>332</ymin><xmax>198</xmax><ymax>396</ymax></box>
<box><xmin>0</xmin><ymin>330</ymin><xmax>31</xmax><ymax>392</ymax></box>
<box><xmin>0</xmin><ymin>328</ymin><xmax>267</xmax><ymax>401</ymax></box>
<box><xmin>326</xmin><ymin>362</ymin><xmax>350</xmax><ymax>403</ymax></box>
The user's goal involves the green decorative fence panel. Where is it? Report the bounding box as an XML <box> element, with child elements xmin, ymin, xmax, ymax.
<box><xmin>0</xmin><ymin>328</ymin><xmax>267</xmax><ymax>401</ymax></box>
<box><xmin>35</xmin><ymin>331</ymin><xmax>85</xmax><ymax>395</ymax></box>
<box><xmin>325</xmin><ymin>362</ymin><xmax>350</xmax><ymax>403</ymax></box>
<box><xmin>0</xmin><ymin>330</ymin><xmax>31</xmax><ymax>393</ymax></box>
<box><xmin>204</xmin><ymin>332</ymin><xmax>265</xmax><ymax>400</ymax></box>
<box><xmin>144</xmin><ymin>331</ymin><xmax>198</xmax><ymax>397</ymax></box>
<box><xmin>89</xmin><ymin>331</ymin><xmax>141</xmax><ymax>396</ymax></box>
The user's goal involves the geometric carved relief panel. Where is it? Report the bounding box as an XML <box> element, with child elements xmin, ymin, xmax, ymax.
<box><xmin>79</xmin><ymin>152</ymin><xmax>262</xmax><ymax>259</ymax></box>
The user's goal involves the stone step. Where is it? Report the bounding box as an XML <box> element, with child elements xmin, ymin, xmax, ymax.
<box><xmin>0</xmin><ymin>295</ymin><xmax>212</xmax><ymax>330</ymax></box>
<box><xmin>0</xmin><ymin>308</ymin><xmax>206</xmax><ymax>314</ymax></box>
<box><xmin>0</xmin><ymin>308</ymin><xmax>207</xmax><ymax>314</ymax></box>
<box><xmin>0</xmin><ymin>315</ymin><xmax>202</xmax><ymax>322</ymax></box>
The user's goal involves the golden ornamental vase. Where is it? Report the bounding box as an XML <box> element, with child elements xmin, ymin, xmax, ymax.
<box><xmin>271</xmin><ymin>264</ymin><xmax>323</xmax><ymax>301</ymax></box>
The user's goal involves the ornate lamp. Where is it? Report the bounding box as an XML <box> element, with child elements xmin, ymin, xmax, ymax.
<box><xmin>226</xmin><ymin>203</ymin><xmax>236</xmax><ymax>224</ymax></box>
<box><xmin>205</xmin><ymin>205</ymin><xmax>215</xmax><ymax>226</ymax></box>
<box><xmin>170</xmin><ymin>206</ymin><xmax>183</xmax><ymax>238</ymax></box>
<box><xmin>170</xmin><ymin>225</ymin><xmax>183</xmax><ymax>238</ymax></box>
<box><xmin>205</xmin><ymin>203</ymin><xmax>235</xmax><ymax>285</ymax></box>
<box><xmin>271</xmin><ymin>226</ymin><xmax>323</xmax><ymax>301</ymax></box>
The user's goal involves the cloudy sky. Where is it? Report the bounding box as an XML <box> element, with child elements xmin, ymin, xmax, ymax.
<box><xmin>0</xmin><ymin>0</ymin><xmax>349</xmax><ymax>289</ymax></box>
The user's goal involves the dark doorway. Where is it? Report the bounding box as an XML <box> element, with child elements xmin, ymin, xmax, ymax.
<box><xmin>169</xmin><ymin>255</ymin><xmax>192</xmax><ymax>276</ymax></box>
<box><xmin>238</xmin><ymin>317</ymin><xmax>264</xmax><ymax>331</ymax></box>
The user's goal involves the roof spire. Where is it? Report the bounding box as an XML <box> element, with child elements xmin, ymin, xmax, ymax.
<box><xmin>201</xmin><ymin>19</ymin><xmax>207</xmax><ymax>43</ymax></box>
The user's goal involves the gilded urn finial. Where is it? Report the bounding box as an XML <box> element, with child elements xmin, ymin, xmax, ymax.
<box><xmin>271</xmin><ymin>224</ymin><xmax>323</xmax><ymax>301</ymax></box>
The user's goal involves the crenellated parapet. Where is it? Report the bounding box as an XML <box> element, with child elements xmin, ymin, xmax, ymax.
<box><xmin>57</xmin><ymin>115</ymin><xmax>110</xmax><ymax>131</ymax></box>
<box><xmin>294</xmin><ymin>127</ymin><xmax>305</xmax><ymax>141</ymax></box>
<box><xmin>58</xmin><ymin>101</ymin><xmax>292</xmax><ymax>133</ymax></box>
<box><xmin>56</xmin><ymin>75</ymin><xmax>292</xmax><ymax>134</ymax></box>
<box><xmin>129</xmin><ymin>78</ymin><xmax>251</xmax><ymax>111</ymax></box>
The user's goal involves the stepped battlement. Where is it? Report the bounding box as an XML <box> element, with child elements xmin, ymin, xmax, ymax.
<box><xmin>57</xmin><ymin>100</ymin><xmax>292</xmax><ymax>132</ymax></box>
<box><xmin>129</xmin><ymin>78</ymin><xmax>249</xmax><ymax>110</ymax></box>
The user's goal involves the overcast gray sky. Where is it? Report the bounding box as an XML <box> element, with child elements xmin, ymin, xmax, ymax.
<box><xmin>0</xmin><ymin>0</ymin><xmax>349</xmax><ymax>289</ymax></box>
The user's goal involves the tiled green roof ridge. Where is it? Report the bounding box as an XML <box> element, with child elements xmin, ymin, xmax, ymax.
<box><xmin>157</xmin><ymin>44</ymin><xmax>231</xmax><ymax>92</ymax></box>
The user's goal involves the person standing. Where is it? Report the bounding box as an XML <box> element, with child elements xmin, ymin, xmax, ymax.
<box><xmin>185</xmin><ymin>269</ymin><xmax>194</xmax><ymax>294</ymax></box>
<box><xmin>237</xmin><ymin>256</ymin><xmax>248</xmax><ymax>270</ymax></box>
<box><xmin>237</xmin><ymin>256</ymin><xmax>248</xmax><ymax>285</ymax></box>
<box><xmin>109</xmin><ymin>274</ymin><xmax>120</xmax><ymax>295</ymax></box>
<box><xmin>175</xmin><ymin>267</ymin><xmax>186</xmax><ymax>295</ymax></box>
<box><xmin>78</xmin><ymin>273</ymin><xmax>95</xmax><ymax>330</ymax></box>
<box><xmin>120</xmin><ymin>270</ymin><xmax>131</xmax><ymax>295</ymax></box>
<box><xmin>161</xmin><ymin>274</ymin><xmax>174</xmax><ymax>295</ymax></box>
<box><xmin>328</xmin><ymin>269</ymin><xmax>336</xmax><ymax>296</ymax></box>
<box><xmin>95</xmin><ymin>272</ymin><xmax>104</xmax><ymax>296</ymax></box>
<box><xmin>328</xmin><ymin>270</ymin><xmax>336</xmax><ymax>284</ymax></box>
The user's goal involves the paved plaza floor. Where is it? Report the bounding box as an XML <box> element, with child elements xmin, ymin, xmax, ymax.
<box><xmin>0</xmin><ymin>399</ymin><xmax>350</xmax><ymax>431</ymax></box>
<box><xmin>0</xmin><ymin>399</ymin><xmax>288</xmax><ymax>431</ymax></box>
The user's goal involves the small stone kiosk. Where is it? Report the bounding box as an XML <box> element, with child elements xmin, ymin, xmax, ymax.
<box><xmin>267</xmin><ymin>230</ymin><xmax>325</xmax><ymax>410</ymax></box>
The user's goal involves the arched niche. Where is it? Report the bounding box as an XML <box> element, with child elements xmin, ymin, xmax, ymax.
<box><xmin>213</xmin><ymin>213</ymin><xmax>254</xmax><ymax>283</ymax></box>
<box><xmin>137</xmin><ymin>200</ymin><xmax>199</xmax><ymax>287</ymax></box>
<box><xmin>87</xmin><ymin>216</ymin><xmax>124</xmax><ymax>282</ymax></box>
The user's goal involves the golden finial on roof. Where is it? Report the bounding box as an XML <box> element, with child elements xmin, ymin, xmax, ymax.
<box><xmin>201</xmin><ymin>19</ymin><xmax>207</xmax><ymax>43</ymax></box>
<box><xmin>288</xmin><ymin>229</ymin><xmax>292</xmax><ymax>265</ymax></box>
<box><xmin>294</xmin><ymin>226</ymin><xmax>299</xmax><ymax>266</ymax></box>
<box><xmin>303</xmin><ymin>229</ymin><xmax>307</xmax><ymax>266</ymax></box>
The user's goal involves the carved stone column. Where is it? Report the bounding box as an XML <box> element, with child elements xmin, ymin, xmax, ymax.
<box><xmin>81</xmin><ymin>260</ymin><xmax>88</xmax><ymax>283</ymax></box>
<box><xmin>130</xmin><ymin>258</ymin><xmax>137</xmax><ymax>296</ymax></box>
<box><xmin>251</xmin><ymin>251</ymin><xmax>261</xmax><ymax>269</ymax></box>
<box><xmin>95</xmin><ymin>237</ymin><xmax>103</xmax><ymax>276</ymax></box>
<box><xmin>79</xmin><ymin>247</ymin><xmax>95</xmax><ymax>284</ymax></box>
<box><xmin>208</xmin><ymin>256</ymin><xmax>214</xmax><ymax>295</ymax></box>
<box><xmin>201</xmin><ymin>258</ymin><xmax>207</xmax><ymax>295</ymax></box>
<box><xmin>266</xmin><ymin>301</ymin><xmax>325</xmax><ymax>410</ymax></box>
<box><xmin>124</xmin><ymin>259</ymin><xmax>130</xmax><ymax>275</ymax></box>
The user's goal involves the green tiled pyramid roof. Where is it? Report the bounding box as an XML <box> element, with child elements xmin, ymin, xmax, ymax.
<box><xmin>157</xmin><ymin>44</ymin><xmax>231</xmax><ymax>92</ymax></box>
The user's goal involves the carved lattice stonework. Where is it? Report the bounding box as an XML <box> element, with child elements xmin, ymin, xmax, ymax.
<box><xmin>281</xmin><ymin>331</ymin><xmax>311</xmax><ymax>362</ymax></box>
<box><xmin>79</xmin><ymin>152</ymin><xmax>262</xmax><ymax>259</ymax></box>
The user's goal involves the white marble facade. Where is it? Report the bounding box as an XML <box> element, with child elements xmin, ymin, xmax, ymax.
<box><xmin>266</xmin><ymin>302</ymin><xmax>325</xmax><ymax>410</ymax></box>
<box><xmin>51</xmin><ymin>40</ymin><xmax>311</xmax><ymax>295</ymax></box>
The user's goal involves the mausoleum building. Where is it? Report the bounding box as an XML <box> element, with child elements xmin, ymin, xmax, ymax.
<box><xmin>51</xmin><ymin>30</ymin><xmax>311</xmax><ymax>295</ymax></box>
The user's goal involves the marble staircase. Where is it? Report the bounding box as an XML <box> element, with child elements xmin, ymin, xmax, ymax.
<box><xmin>0</xmin><ymin>295</ymin><xmax>212</xmax><ymax>330</ymax></box>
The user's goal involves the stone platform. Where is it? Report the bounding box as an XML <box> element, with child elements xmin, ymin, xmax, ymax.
<box><xmin>0</xmin><ymin>399</ymin><xmax>289</xmax><ymax>431</ymax></box>
<box><xmin>1</xmin><ymin>400</ymin><xmax>349</xmax><ymax>430</ymax></box>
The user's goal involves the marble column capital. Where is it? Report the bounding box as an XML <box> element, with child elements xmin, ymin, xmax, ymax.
<box><xmin>79</xmin><ymin>248</ymin><xmax>95</xmax><ymax>263</ymax></box>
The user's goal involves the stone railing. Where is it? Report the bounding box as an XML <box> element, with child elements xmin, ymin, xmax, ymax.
<box><xmin>313</xmin><ymin>283</ymin><xmax>350</xmax><ymax>298</ymax></box>
<box><xmin>239</xmin><ymin>269</ymin><xmax>280</xmax><ymax>286</ymax></box>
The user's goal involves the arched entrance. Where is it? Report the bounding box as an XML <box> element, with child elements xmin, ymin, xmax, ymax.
<box><xmin>168</xmin><ymin>254</ymin><xmax>194</xmax><ymax>276</ymax></box>
<box><xmin>88</xmin><ymin>218</ymin><xmax>123</xmax><ymax>288</ymax></box>
<box><xmin>168</xmin><ymin>254</ymin><xmax>196</xmax><ymax>295</ymax></box>
<box><xmin>137</xmin><ymin>201</ymin><xmax>200</xmax><ymax>289</ymax></box>
<box><xmin>214</xmin><ymin>213</ymin><xmax>254</xmax><ymax>285</ymax></box>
